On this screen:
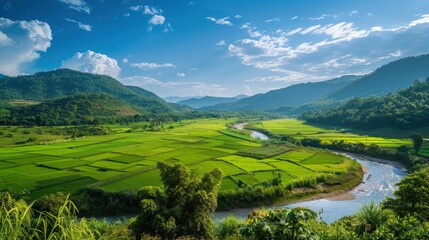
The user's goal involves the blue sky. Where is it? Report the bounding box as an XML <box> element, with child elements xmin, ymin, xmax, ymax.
<box><xmin>1</xmin><ymin>0</ymin><xmax>429</xmax><ymax>97</ymax></box>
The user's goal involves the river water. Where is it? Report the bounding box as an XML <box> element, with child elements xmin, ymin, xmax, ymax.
<box><xmin>217</xmin><ymin>124</ymin><xmax>407</xmax><ymax>223</ymax></box>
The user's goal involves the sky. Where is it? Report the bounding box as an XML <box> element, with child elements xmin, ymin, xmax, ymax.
<box><xmin>2</xmin><ymin>0</ymin><xmax>429</xmax><ymax>98</ymax></box>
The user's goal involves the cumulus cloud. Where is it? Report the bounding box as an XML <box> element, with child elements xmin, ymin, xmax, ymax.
<box><xmin>64</xmin><ymin>18</ymin><xmax>92</xmax><ymax>31</ymax></box>
<box><xmin>216</xmin><ymin>40</ymin><xmax>226</xmax><ymax>46</ymax></box>
<box><xmin>121</xmin><ymin>76</ymin><xmax>227</xmax><ymax>97</ymax></box>
<box><xmin>57</xmin><ymin>0</ymin><xmax>90</xmax><ymax>14</ymax></box>
<box><xmin>61</xmin><ymin>50</ymin><xmax>121</xmax><ymax>78</ymax></box>
<box><xmin>130</xmin><ymin>5</ymin><xmax>142</xmax><ymax>11</ymax></box>
<box><xmin>176</xmin><ymin>72</ymin><xmax>186</xmax><ymax>78</ymax></box>
<box><xmin>227</xmin><ymin>14</ymin><xmax>429</xmax><ymax>82</ymax></box>
<box><xmin>143</xmin><ymin>5</ymin><xmax>162</xmax><ymax>15</ymax></box>
<box><xmin>235</xmin><ymin>15</ymin><xmax>242</xmax><ymax>19</ymax></box>
<box><xmin>206</xmin><ymin>17</ymin><xmax>233</xmax><ymax>26</ymax></box>
<box><xmin>142</xmin><ymin>6</ymin><xmax>172</xmax><ymax>32</ymax></box>
<box><xmin>0</xmin><ymin>18</ymin><xmax>52</xmax><ymax>76</ymax></box>
<box><xmin>131</xmin><ymin>62</ymin><xmax>175</xmax><ymax>70</ymax></box>
<box><xmin>122</xmin><ymin>58</ymin><xmax>128</xmax><ymax>63</ymax></box>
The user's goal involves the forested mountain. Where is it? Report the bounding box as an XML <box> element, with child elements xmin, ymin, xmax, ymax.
<box><xmin>204</xmin><ymin>75</ymin><xmax>360</xmax><ymax>111</ymax></box>
<box><xmin>0</xmin><ymin>69</ymin><xmax>174</xmax><ymax>113</ymax></box>
<box><xmin>302</xmin><ymin>79</ymin><xmax>429</xmax><ymax>129</ymax></box>
<box><xmin>0</xmin><ymin>74</ymin><xmax>7</xmax><ymax>78</ymax></box>
<box><xmin>177</xmin><ymin>95</ymin><xmax>248</xmax><ymax>109</ymax></box>
<box><xmin>0</xmin><ymin>93</ymin><xmax>142</xmax><ymax>126</ymax></box>
<box><xmin>328</xmin><ymin>54</ymin><xmax>429</xmax><ymax>100</ymax></box>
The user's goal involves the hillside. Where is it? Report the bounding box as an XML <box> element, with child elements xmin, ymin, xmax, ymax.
<box><xmin>0</xmin><ymin>74</ymin><xmax>7</xmax><ymax>79</ymax></box>
<box><xmin>328</xmin><ymin>54</ymin><xmax>429</xmax><ymax>100</ymax></box>
<box><xmin>302</xmin><ymin>79</ymin><xmax>429</xmax><ymax>129</ymax></box>
<box><xmin>0</xmin><ymin>93</ymin><xmax>141</xmax><ymax>126</ymax></box>
<box><xmin>0</xmin><ymin>69</ymin><xmax>174</xmax><ymax>113</ymax></box>
<box><xmin>205</xmin><ymin>75</ymin><xmax>360</xmax><ymax>111</ymax></box>
<box><xmin>177</xmin><ymin>95</ymin><xmax>247</xmax><ymax>109</ymax></box>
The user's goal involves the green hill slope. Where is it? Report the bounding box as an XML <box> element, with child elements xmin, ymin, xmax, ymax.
<box><xmin>302</xmin><ymin>79</ymin><xmax>429</xmax><ymax>129</ymax></box>
<box><xmin>0</xmin><ymin>69</ymin><xmax>173</xmax><ymax>113</ymax></box>
<box><xmin>328</xmin><ymin>54</ymin><xmax>429</xmax><ymax>100</ymax></box>
<box><xmin>205</xmin><ymin>75</ymin><xmax>360</xmax><ymax>111</ymax></box>
<box><xmin>0</xmin><ymin>93</ymin><xmax>141</xmax><ymax>125</ymax></box>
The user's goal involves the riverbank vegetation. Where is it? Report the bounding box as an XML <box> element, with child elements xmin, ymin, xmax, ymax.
<box><xmin>0</xmin><ymin>119</ymin><xmax>361</xmax><ymax>210</ymax></box>
<box><xmin>1</xmin><ymin>164</ymin><xmax>428</xmax><ymax>239</ymax></box>
<box><xmin>247</xmin><ymin>119</ymin><xmax>428</xmax><ymax>170</ymax></box>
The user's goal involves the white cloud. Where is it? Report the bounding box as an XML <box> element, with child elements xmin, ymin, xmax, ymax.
<box><xmin>228</xmin><ymin>14</ymin><xmax>429</xmax><ymax>81</ymax></box>
<box><xmin>61</xmin><ymin>50</ymin><xmax>121</xmax><ymax>78</ymax></box>
<box><xmin>235</xmin><ymin>15</ymin><xmax>242</xmax><ymax>19</ymax></box>
<box><xmin>177</xmin><ymin>72</ymin><xmax>186</xmax><ymax>78</ymax></box>
<box><xmin>0</xmin><ymin>18</ymin><xmax>52</xmax><ymax>76</ymax></box>
<box><xmin>142</xmin><ymin>6</ymin><xmax>171</xmax><ymax>32</ymax></box>
<box><xmin>349</xmin><ymin>10</ymin><xmax>359</xmax><ymax>16</ymax></box>
<box><xmin>64</xmin><ymin>18</ymin><xmax>92</xmax><ymax>31</ymax></box>
<box><xmin>130</xmin><ymin>5</ymin><xmax>142</xmax><ymax>11</ymax></box>
<box><xmin>206</xmin><ymin>17</ymin><xmax>233</xmax><ymax>26</ymax></box>
<box><xmin>216</xmin><ymin>40</ymin><xmax>226</xmax><ymax>46</ymax></box>
<box><xmin>122</xmin><ymin>58</ymin><xmax>128</xmax><ymax>63</ymax></box>
<box><xmin>266</xmin><ymin>18</ymin><xmax>280</xmax><ymax>23</ymax></box>
<box><xmin>300</xmin><ymin>24</ymin><xmax>321</xmax><ymax>34</ymax></box>
<box><xmin>143</xmin><ymin>5</ymin><xmax>161</xmax><ymax>15</ymax></box>
<box><xmin>124</xmin><ymin>13</ymin><xmax>130</xmax><ymax>17</ymax></box>
<box><xmin>286</xmin><ymin>28</ymin><xmax>303</xmax><ymax>36</ymax></box>
<box><xmin>291</xmin><ymin>16</ymin><xmax>298</xmax><ymax>20</ymax></box>
<box><xmin>131</xmin><ymin>62</ymin><xmax>175</xmax><ymax>70</ymax></box>
<box><xmin>149</xmin><ymin>15</ymin><xmax>165</xmax><ymax>25</ymax></box>
<box><xmin>57</xmin><ymin>0</ymin><xmax>90</xmax><ymax>14</ymax></box>
<box><xmin>121</xmin><ymin>76</ymin><xmax>226</xmax><ymax>97</ymax></box>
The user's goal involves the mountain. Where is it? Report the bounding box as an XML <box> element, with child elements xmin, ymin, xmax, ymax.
<box><xmin>204</xmin><ymin>75</ymin><xmax>360</xmax><ymax>111</ymax></box>
<box><xmin>328</xmin><ymin>54</ymin><xmax>429</xmax><ymax>100</ymax></box>
<box><xmin>0</xmin><ymin>93</ymin><xmax>141</xmax><ymax>126</ymax></box>
<box><xmin>0</xmin><ymin>69</ymin><xmax>174</xmax><ymax>113</ymax></box>
<box><xmin>177</xmin><ymin>95</ymin><xmax>248</xmax><ymax>109</ymax></box>
<box><xmin>163</xmin><ymin>96</ymin><xmax>193</xmax><ymax>103</ymax></box>
<box><xmin>0</xmin><ymin>74</ymin><xmax>7</xmax><ymax>79</ymax></box>
<box><xmin>302</xmin><ymin>79</ymin><xmax>429</xmax><ymax>129</ymax></box>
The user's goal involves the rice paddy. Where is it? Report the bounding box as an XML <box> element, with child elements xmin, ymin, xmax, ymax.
<box><xmin>0</xmin><ymin>119</ymin><xmax>356</xmax><ymax>199</ymax></box>
<box><xmin>251</xmin><ymin>119</ymin><xmax>414</xmax><ymax>150</ymax></box>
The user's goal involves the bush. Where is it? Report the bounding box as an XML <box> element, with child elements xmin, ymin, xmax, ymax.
<box><xmin>215</xmin><ymin>216</ymin><xmax>242</xmax><ymax>239</ymax></box>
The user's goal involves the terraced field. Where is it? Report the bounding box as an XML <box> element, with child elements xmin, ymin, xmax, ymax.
<box><xmin>0</xmin><ymin>119</ymin><xmax>355</xmax><ymax>199</ymax></box>
<box><xmin>252</xmin><ymin>119</ymin><xmax>413</xmax><ymax>150</ymax></box>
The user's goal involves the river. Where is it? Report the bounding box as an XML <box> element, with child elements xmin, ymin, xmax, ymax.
<box><xmin>217</xmin><ymin>124</ymin><xmax>407</xmax><ymax>223</ymax></box>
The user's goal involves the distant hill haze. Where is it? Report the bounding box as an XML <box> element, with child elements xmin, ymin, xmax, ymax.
<box><xmin>177</xmin><ymin>95</ymin><xmax>248</xmax><ymax>109</ymax></box>
<box><xmin>204</xmin><ymin>75</ymin><xmax>360</xmax><ymax>111</ymax></box>
<box><xmin>206</xmin><ymin>54</ymin><xmax>429</xmax><ymax>112</ymax></box>
<box><xmin>327</xmin><ymin>54</ymin><xmax>429</xmax><ymax>100</ymax></box>
<box><xmin>0</xmin><ymin>69</ymin><xmax>177</xmax><ymax>114</ymax></box>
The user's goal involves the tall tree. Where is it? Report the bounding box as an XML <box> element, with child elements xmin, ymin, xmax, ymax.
<box><xmin>130</xmin><ymin>162</ymin><xmax>223</xmax><ymax>239</ymax></box>
<box><xmin>410</xmin><ymin>132</ymin><xmax>424</xmax><ymax>154</ymax></box>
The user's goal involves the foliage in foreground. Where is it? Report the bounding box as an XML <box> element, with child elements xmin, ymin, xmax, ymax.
<box><xmin>129</xmin><ymin>161</ymin><xmax>224</xmax><ymax>239</ymax></box>
<box><xmin>1</xmin><ymin>165</ymin><xmax>429</xmax><ymax>239</ymax></box>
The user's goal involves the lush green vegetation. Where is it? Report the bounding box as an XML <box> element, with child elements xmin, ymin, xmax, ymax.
<box><xmin>250</xmin><ymin>119</ymin><xmax>429</xmax><ymax>159</ymax></box>
<box><xmin>1</xmin><ymin>163</ymin><xmax>428</xmax><ymax>239</ymax></box>
<box><xmin>0</xmin><ymin>119</ymin><xmax>361</xmax><ymax>212</ymax></box>
<box><xmin>302</xmin><ymin>79</ymin><xmax>429</xmax><ymax>130</ymax></box>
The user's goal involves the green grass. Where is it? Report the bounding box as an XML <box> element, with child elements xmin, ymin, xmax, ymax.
<box><xmin>252</xmin><ymin>119</ymin><xmax>413</xmax><ymax>150</ymax></box>
<box><xmin>0</xmin><ymin>119</ymin><xmax>358</xmax><ymax>199</ymax></box>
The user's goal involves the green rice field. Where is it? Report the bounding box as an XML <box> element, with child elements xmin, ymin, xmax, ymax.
<box><xmin>0</xmin><ymin>119</ymin><xmax>355</xmax><ymax>199</ymax></box>
<box><xmin>252</xmin><ymin>119</ymin><xmax>415</xmax><ymax>150</ymax></box>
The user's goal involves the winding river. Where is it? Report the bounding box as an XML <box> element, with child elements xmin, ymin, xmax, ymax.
<box><xmin>219</xmin><ymin>124</ymin><xmax>407</xmax><ymax>223</ymax></box>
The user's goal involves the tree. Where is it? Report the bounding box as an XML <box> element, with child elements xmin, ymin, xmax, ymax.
<box><xmin>129</xmin><ymin>162</ymin><xmax>223</xmax><ymax>239</ymax></box>
<box><xmin>383</xmin><ymin>168</ymin><xmax>429</xmax><ymax>220</ymax></box>
<box><xmin>410</xmin><ymin>132</ymin><xmax>424</xmax><ymax>154</ymax></box>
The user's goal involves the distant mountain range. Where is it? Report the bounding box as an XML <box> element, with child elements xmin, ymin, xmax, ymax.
<box><xmin>163</xmin><ymin>96</ymin><xmax>194</xmax><ymax>103</ymax></box>
<box><xmin>206</xmin><ymin>54</ymin><xmax>429</xmax><ymax>112</ymax></box>
<box><xmin>177</xmin><ymin>95</ymin><xmax>248</xmax><ymax>109</ymax></box>
<box><xmin>0</xmin><ymin>69</ymin><xmax>180</xmax><ymax>114</ymax></box>
<box><xmin>0</xmin><ymin>74</ymin><xmax>7</xmax><ymax>79</ymax></box>
<box><xmin>203</xmin><ymin>75</ymin><xmax>360</xmax><ymax>111</ymax></box>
